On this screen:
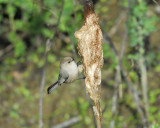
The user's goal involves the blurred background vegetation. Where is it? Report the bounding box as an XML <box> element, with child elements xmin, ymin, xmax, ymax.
<box><xmin>0</xmin><ymin>0</ymin><xmax>160</xmax><ymax>128</ymax></box>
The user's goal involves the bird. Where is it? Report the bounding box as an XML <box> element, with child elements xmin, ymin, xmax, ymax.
<box><xmin>47</xmin><ymin>57</ymin><xmax>84</xmax><ymax>94</ymax></box>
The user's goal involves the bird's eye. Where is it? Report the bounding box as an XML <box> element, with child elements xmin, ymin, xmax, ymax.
<box><xmin>68</xmin><ymin>61</ymin><xmax>71</xmax><ymax>63</ymax></box>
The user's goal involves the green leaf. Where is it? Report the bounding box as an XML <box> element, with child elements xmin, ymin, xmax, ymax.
<box><xmin>14</xmin><ymin>20</ymin><xmax>24</xmax><ymax>29</ymax></box>
<box><xmin>14</xmin><ymin>41</ymin><xmax>26</xmax><ymax>57</ymax></box>
<box><xmin>48</xmin><ymin>53</ymin><xmax>56</xmax><ymax>63</ymax></box>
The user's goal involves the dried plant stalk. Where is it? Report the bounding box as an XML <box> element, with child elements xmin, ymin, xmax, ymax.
<box><xmin>74</xmin><ymin>0</ymin><xmax>103</xmax><ymax>127</ymax></box>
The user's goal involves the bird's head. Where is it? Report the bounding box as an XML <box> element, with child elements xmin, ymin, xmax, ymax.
<box><xmin>60</xmin><ymin>57</ymin><xmax>76</xmax><ymax>68</ymax></box>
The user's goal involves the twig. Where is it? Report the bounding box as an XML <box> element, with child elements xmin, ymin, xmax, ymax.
<box><xmin>110</xmin><ymin>64</ymin><xmax>121</xmax><ymax>128</ymax></box>
<box><xmin>39</xmin><ymin>40</ymin><xmax>49</xmax><ymax>128</ymax></box>
<box><xmin>139</xmin><ymin>53</ymin><xmax>149</xmax><ymax>118</ymax></box>
<box><xmin>70</xmin><ymin>0</ymin><xmax>78</xmax><ymax>58</ymax></box>
<box><xmin>0</xmin><ymin>44</ymin><xmax>13</xmax><ymax>61</ymax></box>
<box><xmin>42</xmin><ymin>7</ymin><xmax>57</xmax><ymax>17</ymax></box>
<box><xmin>121</xmin><ymin>66</ymin><xmax>148</xmax><ymax>128</ymax></box>
<box><xmin>102</xmin><ymin>103</ymin><xmax>108</xmax><ymax>114</ymax></box>
<box><xmin>102</xmin><ymin>30</ymin><xmax>148</xmax><ymax>127</ymax></box>
<box><xmin>120</xmin><ymin>0</ymin><xmax>131</xmax><ymax>62</ymax></box>
<box><xmin>108</xmin><ymin>13</ymin><xmax>126</xmax><ymax>37</ymax></box>
<box><xmin>52</xmin><ymin>116</ymin><xmax>80</xmax><ymax>128</ymax></box>
<box><xmin>110</xmin><ymin>2</ymin><xmax>131</xmax><ymax>127</ymax></box>
<box><xmin>153</xmin><ymin>0</ymin><xmax>160</xmax><ymax>6</ymax></box>
<box><xmin>83</xmin><ymin>85</ymin><xmax>97</xmax><ymax>128</ymax></box>
<box><xmin>38</xmin><ymin>1</ymin><xmax>64</xmax><ymax>128</ymax></box>
<box><xmin>70</xmin><ymin>39</ymin><xmax>77</xmax><ymax>58</ymax></box>
<box><xmin>110</xmin><ymin>0</ymin><xmax>131</xmax><ymax>123</ymax></box>
<box><xmin>0</xmin><ymin>44</ymin><xmax>13</xmax><ymax>57</ymax></box>
<box><xmin>110</xmin><ymin>1</ymin><xmax>131</xmax><ymax>127</ymax></box>
<box><xmin>50</xmin><ymin>0</ymin><xmax>65</xmax><ymax>44</ymax></box>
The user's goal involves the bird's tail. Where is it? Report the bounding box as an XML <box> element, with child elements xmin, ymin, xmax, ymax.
<box><xmin>47</xmin><ymin>81</ymin><xmax>59</xmax><ymax>94</ymax></box>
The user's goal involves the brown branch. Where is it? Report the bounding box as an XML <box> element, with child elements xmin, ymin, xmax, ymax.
<box><xmin>70</xmin><ymin>1</ymin><xmax>78</xmax><ymax>58</ymax></box>
<box><xmin>108</xmin><ymin>13</ymin><xmax>126</xmax><ymax>37</ymax></box>
<box><xmin>110</xmin><ymin>2</ymin><xmax>131</xmax><ymax>127</ymax></box>
<box><xmin>110</xmin><ymin>64</ymin><xmax>121</xmax><ymax>128</ymax></box>
<box><xmin>51</xmin><ymin>116</ymin><xmax>80</xmax><ymax>128</ymax></box>
<box><xmin>83</xmin><ymin>85</ymin><xmax>97</xmax><ymax>128</ymax></box>
<box><xmin>70</xmin><ymin>39</ymin><xmax>77</xmax><ymax>58</ymax></box>
<box><xmin>0</xmin><ymin>44</ymin><xmax>14</xmax><ymax>61</ymax></box>
<box><xmin>50</xmin><ymin>0</ymin><xmax>65</xmax><ymax>44</ymax></box>
<box><xmin>39</xmin><ymin>40</ymin><xmax>49</xmax><ymax>128</ymax></box>
<box><xmin>38</xmin><ymin>1</ymin><xmax>64</xmax><ymax>128</ymax></box>
<box><xmin>138</xmin><ymin>52</ymin><xmax>149</xmax><ymax>118</ymax></box>
<box><xmin>120</xmin><ymin>0</ymin><xmax>131</xmax><ymax>62</ymax></box>
<box><xmin>153</xmin><ymin>0</ymin><xmax>160</xmax><ymax>6</ymax></box>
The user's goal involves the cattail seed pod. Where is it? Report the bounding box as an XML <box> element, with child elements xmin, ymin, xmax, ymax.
<box><xmin>74</xmin><ymin>0</ymin><xmax>103</xmax><ymax>126</ymax></box>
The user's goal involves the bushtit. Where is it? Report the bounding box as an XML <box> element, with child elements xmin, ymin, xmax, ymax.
<box><xmin>47</xmin><ymin>57</ymin><xmax>84</xmax><ymax>94</ymax></box>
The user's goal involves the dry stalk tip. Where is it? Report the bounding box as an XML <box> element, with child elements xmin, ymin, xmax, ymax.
<box><xmin>74</xmin><ymin>0</ymin><xmax>103</xmax><ymax>127</ymax></box>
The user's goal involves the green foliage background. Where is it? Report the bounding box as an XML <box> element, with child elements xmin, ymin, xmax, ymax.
<box><xmin>0</xmin><ymin>0</ymin><xmax>160</xmax><ymax>127</ymax></box>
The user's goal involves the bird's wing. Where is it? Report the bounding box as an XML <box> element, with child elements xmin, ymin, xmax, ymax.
<box><xmin>58</xmin><ymin>68</ymin><xmax>69</xmax><ymax>84</ymax></box>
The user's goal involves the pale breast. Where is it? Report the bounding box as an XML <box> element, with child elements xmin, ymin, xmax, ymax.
<box><xmin>66</xmin><ymin>62</ymin><xmax>78</xmax><ymax>83</ymax></box>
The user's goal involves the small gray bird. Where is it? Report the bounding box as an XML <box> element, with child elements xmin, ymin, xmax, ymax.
<box><xmin>47</xmin><ymin>57</ymin><xmax>84</xmax><ymax>94</ymax></box>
